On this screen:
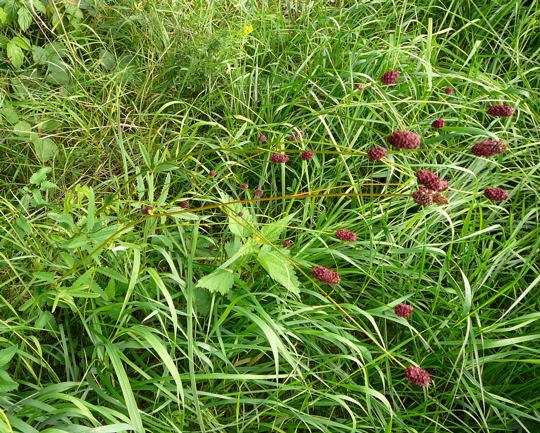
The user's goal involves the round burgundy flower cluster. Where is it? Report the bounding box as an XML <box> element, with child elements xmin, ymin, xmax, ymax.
<box><xmin>412</xmin><ymin>187</ymin><xmax>434</xmax><ymax>206</ymax></box>
<box><xmin>253</xmin><ymin>189</ymin><xmax>263</xmax><ymax>197</ymax></box>
<box><xmin>335</xmin><ymin>229</ymin><xmax>357</xmax><ymax>242</ymax></box>
<box><xmin>381</xmin><ymin>69</ymin><xmax>400</xmax><ymax>85</ymax></box>
<box><xmin>367</xmin><ymin>147</ymin><xmax>387</xmax><ymax>160</ymax></box>
<box><xmin>141</xmin><ymin>205</ymin><xmax>154</xmax><ymax>215</ymax></box>
<box><xmin>487</xmin><ymin>104</ymin><xmax>514</xmax><ymax>117</ymax></box>
<box><xmin>312</xmin><ymin>266</ymin><xmax>341</xmax><ymax>284</ymax></box>
<box><xmin>301</xmin><ymin>150</ymin><xmax>313</xmax><ymax>160</ymax></box>
<box><xmin>471</xmin><ymin>140</ymin><xmax>506</xmax><ymax>157</ymax></box>
<box><xmin>416</xmin><ymin>169</ymin><xmax>448</xmax><ymax>192</ymax></box>
<box><xmin>405</xmin><ymin>365</ymin><xmax>431</xmax><ymax>387</ymax></box>
<box><xmin>432</xmin><ymin>118</ymin><xmax>446</xmax><ymax>129</ymax></box>
<box><xmin>180</xmin><ymin>200</ymin><xmax>189</xmax><ymax>209</ymax></box>
<box><xmin>270</xmin><ymin>153</ymin><xmax>290</xmax><ymax>164</ymax></box>
<box><xmin>387</xmin><ymin>130</ymin><xmax>420</xmax><ymax>149</ymax></box>
<box><xmin>484</xmin><ymin>187</ymin><xmax>509</xmax><ymax>202</ymax></box>
<box><xmin>395</xmin><ymin>303</ymin><xmax>413</xmax><ymax>318</ymax></box>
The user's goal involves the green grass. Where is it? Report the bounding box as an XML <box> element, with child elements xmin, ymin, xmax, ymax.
<box><xmin>1</xmin><ymin>0</ymin><xmax>539</xmax><ymax>432</ymax></box>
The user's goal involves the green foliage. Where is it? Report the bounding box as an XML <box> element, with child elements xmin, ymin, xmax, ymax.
<box><xmin>0</xmin><ymin>1</ymin><xmax>539</xmax><ymax>432</ymax></box>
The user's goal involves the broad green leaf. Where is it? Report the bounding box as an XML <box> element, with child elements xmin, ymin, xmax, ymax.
<box><xmin>99</xmin><ymin>48</ymin><xmax>116</xmax><ymax>70</ymax></box>
<box><xmin>33</xmin><ymin>137</ymin><xmax>58</xmax><ymax>162</ymax></box>
<box><xmin>17</xmin><ymin>7</ymin><xmax>32</xmax><ymax>31</ymax></box>
<box><xmin>257</xmin><ymin>249</ymin><xmax>300</xmax><ymax>294</ymax></box>
<box><xmin>0</xmin><ymin>370</ymin><xmax>18</xmax><ymax>393</ymax></box>
<box><xmin>47</xmin><ymin>61</ymin><xmax>70</xmax><ymax>84</ymax></box>
<box><xmin>97</xmin><ymin>267</ymin><xmax>129</xmax><ymax>284</ymax></box>
<box><xmin>196</xmin><ymin>268</ymin><xmax>235</xmax><ymax>295</ymax></box>
<box><xmin>258</xmin><ymin>212</ymin><xmax>297</xmax><ymax>244</ymax></box>
<box><xmin>0</xmin><ymin>103</ymin><xmax>19</xmax><ymax>124</ymax></box>
<box><xmin>13</xmin><ymin>120</ymin><xmax>32</xmax><ymax>136</ymax></box>
<box><xmin>11</xmin><ymin>36</ymin><xmax>31</xmax><ymax>50</ymax></box>
<box><xmin>0</xmin><ymin>7</ymin><xmax>7</xmax><ymax>24</ymax></box>
<box><xmin>30</xmin><ymin>167</ymin><xmax>52</xmax><ymax>185</ymax></box>
<box><xmin>0</xmin><ymin>346</ymin><xmax>17</xmax><ymax>368</ymax></box>
<box><xmin>31</xmin><ymin>0</ymin><xmax>47</xmax><ymax>14</ymax></box>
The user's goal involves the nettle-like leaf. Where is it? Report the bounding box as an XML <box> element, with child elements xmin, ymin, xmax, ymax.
<box><xmin>196</xmin><ymin>268</ymin><xmax>235</xmax><ymax>295</ymax></box>
<box><xmin>0</xmin><ymin>369</ymin><xmax>18</xmax><ymax>393</ymax></box>
<box><xmin>6</xmin><ymin>36</ymin><xmax>30</xmax><ymax>68</ymax></box>
<box><xmin>257</xmin><ymin>212</ymin><xmax>297</xmax><ymax>244</ymax></box>
<box><xmin>258</xmin><ymin>248</ymin><xmax>300</xmax><ymax>294</ymax></box>
<box><xmin>0</xmin><ymin>346</ymin><xmax>17</xmax><ymax>369</ymax></box>
<box><xmin>17</xmin><ymin>7</ymin><xmax>33</xmax><ymax>32</ymax></box>
<box><xmin>33</xmin><ymin>136</ymin><xmax>58</xmax><ymax>162</ymax></box>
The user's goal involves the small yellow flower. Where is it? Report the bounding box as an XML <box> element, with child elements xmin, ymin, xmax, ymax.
<box><xmin>243</xmin><ymin>25</ymin><xmax>253</xmax><ymax>35</ymax></box>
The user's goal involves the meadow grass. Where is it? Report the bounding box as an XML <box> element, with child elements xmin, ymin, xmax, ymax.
<box><xmin>0</xmin><ymin>1</ymin><xmax>539</xmax><ymax>432</ymax></box>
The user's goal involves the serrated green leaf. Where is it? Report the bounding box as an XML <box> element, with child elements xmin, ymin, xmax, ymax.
<box><xmin>258</xmin><ymin>212</ymin><xmax>297</xmax><ymax>244</ymax></box>
<box><xmin>196</xmin><ymin>268</ymin><xmax>235</xmax><ymax>295</ymax></box>
<box><xmin>30</xmin><ymin>167</ymin><xmax>51</xmax><ymax>184</ymax></box>
<box><xmin>0</xmin><ymin>370</ymin><xmax>18</xmax><ymax>393</ymax></box>
<box><xmin>31</xmin><ymin>0</ymin><xmax>47</xmax><ymax>14</ymax></box>
<box><xmin>258</xmin><ymin>249</ymin><xmax>300</xmax><ymax>294</ymax></box>
<box><xmin>0</xmin><ymin>103</ymin><xmax>19</xmax><ymax>124</ymax></box>
<box><xmin>99</xmin><ymin>48</ymin><xmax>116</xmax><ymax>71</ymax></box>
<box><xmin>11</xmin><ymin>36</ymin><xmax>31</xmax><ymax>50</ymax></box>
<box><xmin>17</xmin><ymin>7</ymin><xmax>32</xmax><ymax>31</ymax></box>
<box><xmin>6</xmin><ymin>43</ymin><xmax>24</xmax><ymax>67</ymax></box>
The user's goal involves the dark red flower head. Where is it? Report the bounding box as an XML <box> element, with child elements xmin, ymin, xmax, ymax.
<box><xmin>270</xmin><ymin>153</ymin><xmax>289</xmax><ymax>164</ymax></box>
<box><xmin>335</xmin><ymin>229</ymin><xmax>357</xmax><ymax>242</ymax></box>
<box><xmin>258</xmin><ymin>134</ymin><xmax>268</xmax><ymax>143</ymax></box>
<box><xmin>433</xmin><ymin>192</ymin><xmax>449</xmax><ymax>205</ymax></box>
<box><xmin>387</xmin><ymin>130</ymin><xmax>421</xmax><ymax>149</ymax></box>
<box><xmin>209</xmin><ymin>170</ymin><xmax>217</xmax><ymax>177</ymax></box>
<box><xmin>416</xmin><ymin>170</ymin><xmax>448</xmax><ymax>192</ymax></box>
<box><xmin>240</xmin><ymin>183</ymin><xmax>249</xmax><ymax>190</ymax></box>
<box><xmin>301</xmin><ymin>150</ymin><xmax>313</xmax><ymax>161</ymax></box>
<box><xmin>432</xmin><ymin>118</ymin><xmax>446</xmax><ymax>129</ymax></box>
<box><xmin>367</xmin><ymin>147</ymin><xmax>387</xmax><ymax>160</ymax></box>
<box><xmin>487</xmin><ymin>105</ymin><xmax>514</xmax><ymax>117</ymax></box>
<box><xmin>381</xmin><ymin>69</ymin><xmax>400</xmax><ymax>85</ymax></box>
<box><xmin>484</xmin><ymin>187</ymin><xmax>509</xmax><ymax>202</ymax></box>
<box><xmin>180</xmin><ymin>200</ymin><xmax>189</xmax><ymax>209</ymax></box>
<box><xmin>405</xmin><ymin>366</ymin><xmax>431</xmax><ymax>387</ymax></box>
<box><xmin>142</xmin><ymin>205</ymin><xmax>154</xmax><ymax>215</ymax></box>
<box><xmin>287</xmin><ymin>130</ymin><xmax>304</xmax><ymax>142</ymax></box>
<box><xmin>471</xmin><ymin>140</ymin><xmax>506</xmax><ymax>157</ymax></box>
<box><xmin>445</xmin><ymin>87</ymin><xmax>453</xmax><ymax>95</ymax></box>
<box><xmin>412</xmin><ymin>188</ymin><xmax>433</xmax><ymax>206</ymax></box>
<box><xmin>312</xmin><ymin>266</ymin><xmax>341</xmax><ymax>284</ymax></box>
<box><xmin>357</xmin><ymin>83</ymin><xmax>365</xmax><ymax>91</ymax></box>
<box><xmin>253</xmin><ymin>189</ymin><xmax>263</xmax><ymax>197</ymax></box>
<box><xmin>395</xmin><ymin>303</ymin><xmax>413</xmax><ymax>318</ymax></box>
<box><xmin>237</xmin><ymin>211</ymin><xmax>244</xmax><ymax>217</ymax></box>
<box><xmin>283</xmin><ymin>240</ymin><xmax>293</xmax><ymax>248</ymax></box>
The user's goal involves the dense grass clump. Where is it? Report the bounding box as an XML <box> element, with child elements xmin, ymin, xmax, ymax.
<box><xmin>1</xmin><ymin>1</ymin><xmax>539</xmax><ymax>432</ymax></box>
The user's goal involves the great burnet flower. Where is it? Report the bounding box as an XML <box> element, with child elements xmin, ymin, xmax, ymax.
<box><xmin>253</xmin><ymin>189</ymin><xmax>263</xmax><ymax>197</ymax></box>
<box><xmin>239</xmin><ymin>183</ymin><xmax>249</xmax><ymax>189</ymax></box>
<box><xmin>432</xmin><ymin>118</ymin><xmax>446</xmax><ymax>129</ymax></box>
<box><xmin>416</xmin><ymin>170</ymin><xmax>448</xmax><ymax>192</ymax></box>
<box><xmin>367</xmin><ymin>147</ymin><xmax>387</xmax><ymax>160</ymax></box>
<box><xmin>484</xmin><ymin>187</ymin><xmax>509</xmax><ymax>201</ymax></box>
<box><xmin>312</xmin><ymin>266</ymin><xmax>341</xmax><ymax>284</ymax></box>
<box><xmin>237</xmin><ymin>211</ymin><xmax>244</xmax><ymax>217</ymax></box>
<box><xmin>395</xmin><ymin>303</ymin><xmax>413</xmax><ymax>318</ymax></box>
<box><xmin>258</xmin><ymin>134</ymin><xmax>268</xmax><ymax>143</ymax></box>
<box><xmin>283</xmin><ymin>240</ymin><xmax>293</xmax><ymax>248</ymax></box>
<box><xmin>487</xmin><ymin>105</ymin><xmax>514</xmax><ymax>117</ymax></box>
<box><xmin>471</xmin><ymin>140</ymin><xmax>506</xmax><ymax>157</ymax></box>
<box><xmin>141</xmin><ymin>205</ymin><xmax>153</xmax><ymax>215</ymax></box>
<box><xmin>209</xmin><ymin>170</ymin><xmax>217</xmax><ymax>177</ymax></box>
<box><xmin>412</xmin><ymin>188</ymin><xmax>433</xmax><ymax>206</ymax></box>
<box><xmin>387</xmin><ymin>130</ymin><xmax>420</xmax><ymax>149</ymax></box>
<box><xmin>405</xmin><ymin>366</ymin><xmax>431</xmax><ymax>387</ymax></box>
<box><xmin>287</xmin><ymin>130</ymin><xmax>304</xmax><ymax>142</ymax></box>
<box><xmin>445</xmin><ymin>87</ymin><xmax>453</xmax><ymax>95</ymax></box>
<box><xmin>381</xmin><ymin>69</ymin><xmax>400</xmax><ymax>85</ymax></box>
<box><xmin>180</xmin><ymin>200</ymin><xmax>189</xmax><ymax>209</ymax></box>
<box><xmin>270</xmin><ymin>153</ymin><xmax>289</xmax><ymax>163</ymax></box>
<box><xmin>357</xmin><ymin>83</ymin><xmax>365</xmax><ymax>90</ymax></box>
<box><xmin>335</xmin><ymin>229</ymin><xmax>357</xmax><ymax>242</ymax></box>
<box><xmin>432</xmin><ymin>192</ymin><xmax>449</xmax><ymax>205</ymax></box>
<box><xmin>301</xmin><ymin>150</ymin><xmax>313</xmax><ymax>160</ymax></box>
